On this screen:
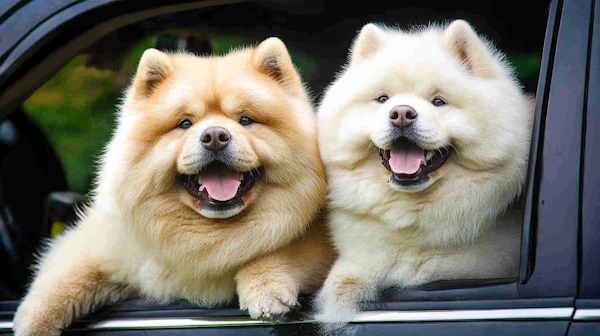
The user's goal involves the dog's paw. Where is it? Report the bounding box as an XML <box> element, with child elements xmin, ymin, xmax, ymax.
<box><xmin>315</xmin><ymin>291</ymin><xmax>358</xmax><ymax>324</ymax></box>
<box><xmin>314</xmin><ymin>276</ymin><xmax>363</xmax><ymax>325</ymax></box>
<box><xmin>13</xmin><ymin>298</ymin><xmax>63</xmax><ymax>336</ymax></box>
<box><xmin>238</xmin><ymin>280</ymin><xmax>299</xmax><ymax>321</ymax></box>
<box><xmin>314</xmin><ymin>291</ymin><xmax>358</xmax><ymax>336</ymax></box>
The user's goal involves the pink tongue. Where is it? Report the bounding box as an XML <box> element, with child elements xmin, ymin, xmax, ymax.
<box><xmin>200</xmin><ymin>171</ymin><xmax>241</xmax><ymax>201</ymax></box>
<box><xmin>389</xmin><ymin>143</ymin><xmax>425</xmax><ymax>175</ymax></box>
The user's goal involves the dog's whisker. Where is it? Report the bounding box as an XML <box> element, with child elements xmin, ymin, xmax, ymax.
<box><xmin>448</xmin><ymin>143</ymin><xmax>462</xmax><ymax>160</ymax></box>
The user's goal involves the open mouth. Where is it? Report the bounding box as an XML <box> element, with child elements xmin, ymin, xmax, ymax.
<box><xmin>378</xmin><ymin>138</ymin><xmax>451</xmax><ymax>188</ymax></box>
<box><xmin>179</xmin><ymin>161</ymin><xmax>263</xmax><ymax>213</ymax></box>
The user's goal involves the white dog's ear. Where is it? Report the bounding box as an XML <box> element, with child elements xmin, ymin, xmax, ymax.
<box><xmin>351</xmin><ymin>23</ymin><xmax>386</xmax><ymax>65</ymax></box>
<box><xmin>253</xmin><ymin>37</ymin><xmax>303</xmax><ymax>95</ymax></box>
<box><xmin>133</xmin><ymin>48</ymin><xmax>173</xmax><ymax>99</ymax></box>
<box><xmin>443</xmin><ymin>20</ymin><xmax>501</xmax><ymax>79</ymax></box>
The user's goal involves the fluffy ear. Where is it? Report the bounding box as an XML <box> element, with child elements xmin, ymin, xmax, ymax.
<box><xmin>350</xmin><ymin>23</ymin><xmax>387</xmax><ymax>65</ymax></box>
<box><xmin>443</xmin><ymin>20</ymin><xmax>501</xmax><ymax>79</ymax></box>
<box><xmin>252</xmin><ymin>37</ymin><xmax>303</xmax><ymax>95</ymax></box>
<box><xmin>133</xmin><ymin>48</ymin><xmax>173</xmax><ymax>99</ymax></box>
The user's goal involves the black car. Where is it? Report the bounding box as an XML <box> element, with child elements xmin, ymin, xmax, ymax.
<box><xmin>0</xmin><ymin>0</ymin><xmax>599</xmax><ymax>335</ymax></box>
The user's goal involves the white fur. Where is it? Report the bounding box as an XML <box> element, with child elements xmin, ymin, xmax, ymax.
<box><xmin>315</xmin><ymin>21</ymin><xmax>534</xmax><ymax>325</ymax></box>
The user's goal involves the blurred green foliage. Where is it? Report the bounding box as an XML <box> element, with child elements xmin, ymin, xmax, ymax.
<box><xmin>23</xmin><ymin>37</ymin><xmax>158</xmax><ymax>194</ymax></box>
<box><xmin>23</xmin><ymin>34</ymin><xmax>540</xmax><ymax>195</ymax></box>
<box><xmin>506</xmin><ymin>53</ymin><xmax>542</xmax><ymax>91</ymax></box>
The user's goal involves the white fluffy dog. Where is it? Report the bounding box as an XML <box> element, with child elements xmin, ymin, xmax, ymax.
<box><xmin>315</xmin><ymin>20</ymin><xmax>533</xmax><ymax>324</ymax></box>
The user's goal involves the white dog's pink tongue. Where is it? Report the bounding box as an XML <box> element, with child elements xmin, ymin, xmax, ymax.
<box><xmin>389</xmin><ymin>144</ymin><xmax>425</xmax><ymax>175</ymax></box>
<box><xmin>200</xmin><ymin>172</ymin><xmax>241</xmax><ymax>201</ymax></box>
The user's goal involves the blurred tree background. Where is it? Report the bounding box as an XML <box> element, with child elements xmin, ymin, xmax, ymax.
<box><xmin>22</xmin><ymin>32</ymin><xmax>541</xmax><ymax>195</ymax></box>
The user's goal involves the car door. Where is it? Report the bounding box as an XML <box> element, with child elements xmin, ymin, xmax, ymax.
<box><xmin>570</xmin><ymin>0</ymin><xmax>600</xmax><ymax>334</ymax></box>
<box><xmin>0</xmin><ymin>0</ymin><xmax>591</xmax><ymax>335</ymax></box>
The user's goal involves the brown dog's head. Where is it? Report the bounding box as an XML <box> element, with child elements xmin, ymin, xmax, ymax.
<box><xmin>104</xmin><ymin>38</ymin><xmax>324</xmax><ymax>224</ymax></box>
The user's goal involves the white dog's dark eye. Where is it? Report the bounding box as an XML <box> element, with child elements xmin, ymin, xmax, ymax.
<box><xmin>239</xmin><ymin>116</ymin><xmax>255</xmax><ymax>126</ymax></box>
<box><xmin>178</xmin><ymin>119</ymin><xmax>193</xmax><ymax>129</ymax></box>
<box><xmin>375</xmin><ymin>95</ymin><xmax>389</xmax><ymax>103</ymax></box>
<box><xmin>432</xmin><ymin>97</ymin><xmax>447</xmax><ymax>106</ymax></box>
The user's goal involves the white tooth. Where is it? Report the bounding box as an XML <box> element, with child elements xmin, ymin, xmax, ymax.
<box><xmin>197</xmin><ymin>175</ymin><xmax>202</xmax><ymax>185</ymax></box>
<box><xmin>425</xmin><ymin>151</ymin><xmax>434</xmax><ymax>161</ymax></box>
<box><xmin>239</xmin><ymin>173</ymin><xmax>244</xmax><ymax>181</ymax></box>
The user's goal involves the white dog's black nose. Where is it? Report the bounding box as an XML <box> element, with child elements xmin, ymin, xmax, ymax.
<box><xmin>390</xmin><ymin>105</ymin><xmax>418</xmax><ymax>128</ymax></box>
<box><xmin>201</xmin><ymin>126</ymin><xmax>231</xmax><ymax>152</ymax></box>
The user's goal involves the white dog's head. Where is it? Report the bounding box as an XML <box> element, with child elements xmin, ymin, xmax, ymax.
<box><xmin>318</xmin><ymin>20</ymin><xmax>533</xmax><ymax>244</ymax></box>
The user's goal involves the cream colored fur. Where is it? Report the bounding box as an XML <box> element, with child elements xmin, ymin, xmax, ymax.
<box><xmin>13</xmin><ymin>38</ymin><xmax>334</xmax><ymax>336</ymax></box>
<box><xmin>315</xmin><ymin>20</ymin><xmax>533</xmax><ymax>325</ymax></box>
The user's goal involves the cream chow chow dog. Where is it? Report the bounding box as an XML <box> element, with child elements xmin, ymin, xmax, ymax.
<box><xmin>315</xmin><ymin>20</ymin><xmax>533</xmax><ymax>324</ymax></box>
<box><xmin>13</xmin><ymin>38</ymin><xmax>334</xmax><ymax>335</ymax></box>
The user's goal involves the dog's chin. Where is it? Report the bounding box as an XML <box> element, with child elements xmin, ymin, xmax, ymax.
<box><xmin>199</xmin><ymin>204</ymin><xmax>245</xmax><ymax>219</ymax></box>
<box><xmin>377</xmin><ymin>138</ymin><xmax>451</xmax><ymax>193</ymax></box>
<box><xmin>389</xmin><ymin>175</ymin><xmax>435</xmax><ymax>193</ymax></box>
<box><xmin>178</xmin><ymin>162</ymin><xmax>264</xmax><ymax>219</ymax></box>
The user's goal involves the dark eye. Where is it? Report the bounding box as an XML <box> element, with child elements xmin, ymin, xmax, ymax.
<box><xmin>239</xmin><ymin>116</ymin><xmax>255</xmax><ymax>126</ymax></box>
<box><xmin>375</xmin><ymin>94</ymin><xmax>389</xmax><ymax>104</ymax></box>
<box><xmin>178</xmin><ymin>119</ymin><xmax>193</xmax><ymax>129</ymax></box>
<box><xmin>432</xmin><ymin>97</ymin><xmax>447</xmax><ymax>107</ymax></box>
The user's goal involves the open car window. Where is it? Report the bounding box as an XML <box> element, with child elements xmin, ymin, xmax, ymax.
<box><xmin>2</xmin><ymin>0</ymin><xmax>594</xmax><ymax>334</ymax></box>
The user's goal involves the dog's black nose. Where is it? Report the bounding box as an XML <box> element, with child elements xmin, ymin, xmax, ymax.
<box><xmin>389</xmin><ymin>105</ymin><xmax>418</xmax><ymax>128</ymax></box>
<box><xmin>201</xmin><ymin>126</ymin><xmax>231</xmax><ymax>152</ymax></box>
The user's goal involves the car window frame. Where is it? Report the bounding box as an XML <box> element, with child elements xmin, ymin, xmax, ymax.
<box><xmin>0</xmin><ymin>0</ymin><xmax>593</xmax><ymax>332</ymax></box>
